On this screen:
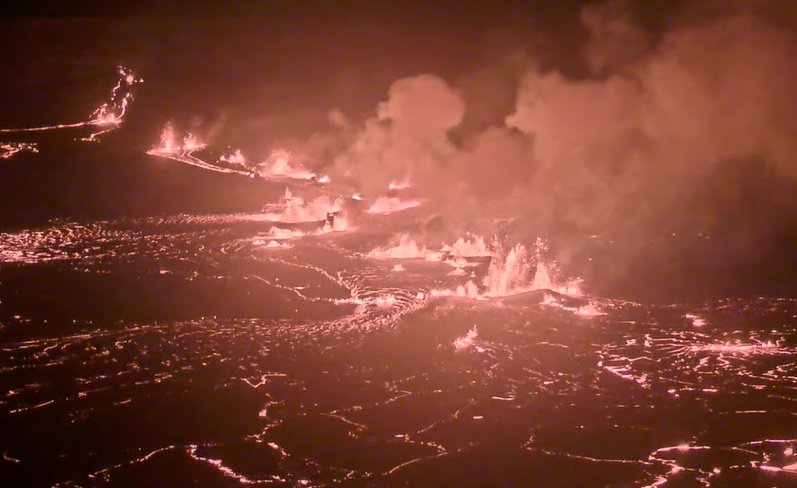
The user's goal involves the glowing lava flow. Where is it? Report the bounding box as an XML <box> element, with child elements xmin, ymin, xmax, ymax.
<box><xmin>441</xmin><ymin>234</ymin><xmax>494</xmax><ymax>259</ymax></box>
<box><xmin>258</xmin><ymin>188</ymin><xmax>346</xmax><ymax>225</ymax></box>
<box><xmin>251</xmin><ymin>211</ymin><xmax>351</xmax><ymax>249</ymax></box>
<box><xmin>427</xmin><ymin>238</ymin><xmax>584</xmax><ymax>300</ymax></box>
<box><xmin>81</xmin><ymin>66</ymin><xmax>142</xmax><ymax>141</ymax></box>
<box><xmin>0</xmin><ymin>142</ymin><xmax>38</xmax><ymax>160</ymax></box>
<box><xmin>0</xmin><ymin>66</ymin><xmax>142</xmax><ymax>142</ymax></box>
<box><xmin>688</xmin><ymin>340</ymin><xmax>786</xmax><ymax>355</ymax></box>
<box><xmin>388</xmin><ymin>178</ymin><xmax>412</xmax><ymax>191</ymax></box>
<box><xmin>367</xmin><ymin>233</ymin><xmax>493</xmax><ymax>262</ymax></box>
<box><xmin>147</xmin><ymin>123</ymin><xmax>254</xmax><ymax>177</ymax></box>
<box><xmin>367</xmin><ymin>234</ymin><xmax>441</xmax><ymax>260</ymax></box>
<box><xmin>482</xmin><ymin>239</ymin><xmax>583</xmax><ymax>297</ymax></box>
<box><xmin>453</xmin><ymin>326</ymin><xmax>485</xmax><ymax>353</ymax></box>
<box><xmin>254</xmin><ymin>149</ymin><xmax>318</xmax><ymax>180</ymax></box>
<box><xmin>366</xmin><ymin>196</ymin><xmax>422</xmax><ymax>215</ymax></box>
<box><xmin>367</xmin><ymin>233</ymin><xmax>585</xmax><ymax>303</ymax></box>
<box><xmin>218</xmin><ymin>149</ymin><xmax>246</xmax><ymax>167</ymax></box>
<box><xmin>147</xmin><ymin>131</ymin><xmax>324</xmax><ymax>182</ymax></box>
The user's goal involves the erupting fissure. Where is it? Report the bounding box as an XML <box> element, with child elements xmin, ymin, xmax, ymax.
<box><xmin>88</xmin><ymin>66</ymin><xmax>140</xmax><ymax>123</ymax></box>
<box><xmin>367</xmin><ymin>232</ymin><xmax>493</xmax><ymax>262</ymax></box>
<box><xmin>480</xmin><ymin>238</ymin><xmax>583</xmax><ymax>297</ymax></box>
<box><xmin>0</xmin><ymin>65</ymin><xmax>142</xmax><ymax>143</ymax></box>
<box><xmin>255</xmin><ymin>149</ymin><xmax>318</xmax><ymax>180</ymax></box>
<box><xmin>147</xmin><ymin>123</ymin><xmax>256</xmax><ymax>178</ymax></box>
<box><xmin>259</xmin><ymin>187</ymin><xmax>347</xmax><ymax>226</ymax></box>
<box><xmin>369</xmin><ymin>234</ymin><xmax>583</xmax><ymax>299</ymax></box>
<box><xmin>147</xmin><ymin>132</ymin><xmax>332</xmax><ymax>185</ymax></box>
<box><xmin>366</xmin><ymin>196</ymin><xmax>422</xmax><ymax>215</ymax></box>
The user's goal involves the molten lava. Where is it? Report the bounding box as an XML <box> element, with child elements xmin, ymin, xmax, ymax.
<box><xmin>0</xmin><ymin>65</ymin><xmax>142</xmax><ymax>144</ymax></box>
<box><xmin>365</xmin><ymin>196</ymin><xmax>422</xmax><ymax>215</ymax></box>
<box><xmin>260</xmin><ymin>188</ymin><xmax>344</xmax><ymax>224</ymax></box>
<box><xmin>255</xmin><ymin>149</ymin><xmax>317</xmax><ymax>180</ymax></box>
<box><xmin>147</xmin><ymin>123</ymin><xmax>254</xmax><ymax>178</ymax></box>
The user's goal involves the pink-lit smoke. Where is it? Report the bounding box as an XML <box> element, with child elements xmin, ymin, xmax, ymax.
<box><xmin>304</xmin><ymin>1</ymin><xmax>797</xmax><ymax>297</ymax></box>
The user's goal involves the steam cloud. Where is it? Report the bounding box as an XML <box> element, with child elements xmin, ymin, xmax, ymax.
<box><xmin>303</xmin><ymin>0</ymin><xmax>797</xmax><ymax>298</ymax></box>
<box><xmin>333</xmin><ymin>74</ymin><xmax>465</xmax><ymax>193</ymax></box>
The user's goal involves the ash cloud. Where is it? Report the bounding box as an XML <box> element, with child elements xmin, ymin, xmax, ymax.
<box><xmin>314</xmin><ymin>0</ymin><xmax>797</xmax><ymax>298</ymax></box>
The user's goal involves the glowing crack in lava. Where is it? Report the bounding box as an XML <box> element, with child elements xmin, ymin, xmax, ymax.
<box><xmin>2</xmin><ymin>190</ymin><xmax>796</xmax><ymax>488</ymax></box>
<box><xmin>0</xmin><ymin>142</ymin><xmax>39</xmax><ymax>160</ymax></box>
<box><xmin>0</xmin><ymin>65</ymin><xmax>142</xmax><ymax>143</ymax></box>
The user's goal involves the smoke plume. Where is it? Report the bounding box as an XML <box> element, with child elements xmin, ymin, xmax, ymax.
<box><xmin>309</xmin><ymin>0</ymin><xmax>797</xmax><ymax>298</ymax></box>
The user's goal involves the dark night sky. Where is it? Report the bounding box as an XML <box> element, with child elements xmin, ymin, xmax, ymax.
<box><xmin>0</xmin><ymin>0</ymin><xmax>671</xmax><ymax>155</ymax></box>
<box><xmin>0</xmin><ymin>0</ymin><xmax>671</xmax><ymax>135</ymax></box>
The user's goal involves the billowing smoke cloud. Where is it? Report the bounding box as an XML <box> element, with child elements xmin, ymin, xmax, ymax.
<box><xmin>498</xmin><ymin>13</ymin><xmax>797</xmax><ymax>229</ymax></box>
<box><xmin>332</xmin><ymin>74</ymin><xmax>465</xmax><ymax>193</ymax></box>
<box><xmin>502</xmin><ymin>9</ymin><xmax>797</xmax><ymax>290</ymax></box>
<box><xmin>318</xmin><ymin>0</ymin><xmax>797</xmax><ymax>298</ymax></box>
